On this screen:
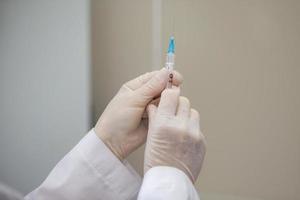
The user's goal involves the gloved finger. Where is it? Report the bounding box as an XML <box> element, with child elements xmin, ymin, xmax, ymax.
<box><xmin>157</xmin><ymin>86</ymin><xmax>180</xmax><ymax>116</ymax></box>
<box><xmin>140</xmin><ymin>69</ymin><xmax>182</xmax><ymax>88</ymax></box>
<box><xmin>124</xmin><ymin>69</ymin><xmax>182</xmax><ymax>92</ymax></box>
<box><xmin>142</xmin><ymin>97</ymin><xmax>160</xmax><ymax>119</ymax></box>
<box><xmin>176</xmin><ymin>96</ymin><xmax>191</xmax><ymax>118</ymax></box>
<box><xmin>123</xmin><ymin>71</ymin><xmax>158</xmax><ymax>91</ymax></box>
<box><xmin>136</xmin><ymin>68</ymin><xmax>183</xmax><ymax>99</ymax></box>
<box><xmin>190</xmin><ymin>108</ymin><xmax>200</xmax><ymax>129</ymax></box>
<box><xmin>147</xmin><ymin>104</ymin><xmax>157</xmax><ymax>123</ymax></box>
<box><xmin>149</xmin><ymin>97</ymin><xmax>160</xmax><ymax>107</ymax></box>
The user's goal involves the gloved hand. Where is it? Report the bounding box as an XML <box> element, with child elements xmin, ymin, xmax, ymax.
<box><xmin>94</xmin><ymin>68</ymin><xmax>183</xmax><ymax>160</ymax></box>
<box><xmin>144</xmin><ymin>87</ymin><xmax>206</xmax><ymax>183</ymax></box>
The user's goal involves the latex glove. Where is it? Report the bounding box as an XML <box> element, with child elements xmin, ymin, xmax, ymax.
<box><xmin>144</xmin><ymin>87</ymin><xmax>206</xmax><ymax>183</ymax></box>
<box><xmin>94</xmin><ymin>69</ymin><xmax>183</xmax><ymax>160</ymax></box>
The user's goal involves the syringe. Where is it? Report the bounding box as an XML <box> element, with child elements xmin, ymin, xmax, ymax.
<box><xmin>165</xmin><ymin>36</ymin><xmax>175</xmax><ymax>88</ymax></box>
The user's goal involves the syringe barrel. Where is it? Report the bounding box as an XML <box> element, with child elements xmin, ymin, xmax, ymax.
<box><xmin>165</xmin><ymin>53</ymin><xmax>175</xmax><ymax>70</ymax></box>
<box><xmin>165</xmin><ymin>53</ymin><xmax>175</xmax><ymax>88</ymax></box>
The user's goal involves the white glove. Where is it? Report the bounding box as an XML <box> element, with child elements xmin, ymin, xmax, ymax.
<box><xmin>144</xmin><ymin>86</ymin><xmax>206</xmax><ymax>183</ymax></box>
<box><xmin>94</xmin><ymin>69</ymin><xmax>183</xmax><ymax>160</ymax></box>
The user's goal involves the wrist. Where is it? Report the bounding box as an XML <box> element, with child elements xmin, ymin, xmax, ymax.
<box><xmin>94</xmin><ymin>127</ymin><xmax>124</xmax><ymax>161</ymax></box>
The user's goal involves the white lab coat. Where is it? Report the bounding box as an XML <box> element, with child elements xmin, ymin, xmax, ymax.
<box><xmin>25</xmin><ymin>129</ymin><xmax>200</xmax><ymax>200</ymax></box>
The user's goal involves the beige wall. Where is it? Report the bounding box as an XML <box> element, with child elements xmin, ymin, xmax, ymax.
<box><xmin>92</xmin><ymin>0</ymin><xmax>300</xmax><ymax>199</ymax></box>
<box><xmin>91</xmin><ymin>0</ymin><xmax>152</xmax><ymax>124</ymax></box>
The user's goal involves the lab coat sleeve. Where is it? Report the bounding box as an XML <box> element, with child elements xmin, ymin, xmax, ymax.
<box><xmin>25</xmin><ymin>129</ymin><xmax>142</xmax><ymax>200</ymax></box>
<box><xmin>138</xmin><ymin>166</ymin><xmax>200</xmax><ymax>200</ymax></box>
